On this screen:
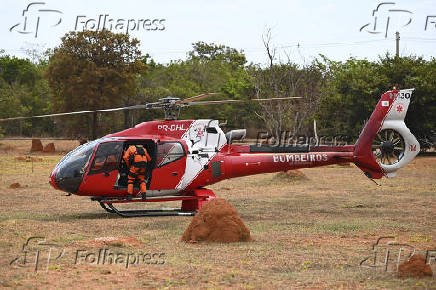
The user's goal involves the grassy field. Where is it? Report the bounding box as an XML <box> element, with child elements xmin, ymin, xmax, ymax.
<box><xmin>0</xmin><ymin>140</ymin><xmax>435</xmax><ymax>289</ymax></box>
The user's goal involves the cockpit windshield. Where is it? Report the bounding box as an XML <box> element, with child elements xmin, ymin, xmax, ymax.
<box><xmin>57</xmin><ymin>140</ymin><xmax>98</xmax><ymax>167</ymax></box>
<box><xmin>54</xmin><ymin>140</ymin><xmax>99</xmax><ymax>193</ymax></box>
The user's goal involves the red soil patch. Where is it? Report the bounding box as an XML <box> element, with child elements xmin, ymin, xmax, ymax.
<box><xmin>76</xmin><ymin>237</ymin><xmax>142</xmax><ymax>247</ymax></box>
<box><xmin>398</xmin><ymin>254</ymin><xmax>433</xmax><ymax>278</ymax></box>
<box><xmin>30</xmin><ymin>139</ymin><xmax>43</xmax><ymax>152</ymax></box>
<box><xmin>9</xmin><ymin>182</ymin><xmax>22</xmax><ymax>189</ymax></box>
<box><xmin>275</xmin><ymin>169</ymin><xmax>308</xmax><ymax>181</ymax></box>
<box><xmin>181</xmin><ymin>198</ymin><xmax>251</xmax><ymax>243</ymax></box>
<box><xmin>14</xmin><ymin>156</ymin><xmax>43</xmax><ymax>162</ymax></box>
<box><xmin>43</xmin><ymin>142</ymin><xmax>56</xmax><ymax>152</ymax></box>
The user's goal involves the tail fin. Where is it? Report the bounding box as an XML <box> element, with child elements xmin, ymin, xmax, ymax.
<box><xmin>354</xmin><ymin>88</ymin><xmax>420</xmax><ymax>179</ymax></box>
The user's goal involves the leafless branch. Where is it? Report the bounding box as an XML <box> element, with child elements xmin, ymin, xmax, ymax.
<box><xmin>252</xmin><ymin>29</ymin><xmax>321</xmax><ymax>138</ymax></box>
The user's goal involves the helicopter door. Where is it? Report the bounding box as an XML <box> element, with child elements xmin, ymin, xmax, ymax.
<box><xmin>149</xmin><ymin>141</ymin><xmax>187</xmax><ymax>190</ymax></box>
<box><xmin>79</xmin><ymin>141</ymin><xmax>123</xmax><ymax>195</ymax></box>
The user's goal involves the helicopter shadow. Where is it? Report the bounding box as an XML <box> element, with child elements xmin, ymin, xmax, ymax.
<box><xmin>38</xmin><ymin>211</ymin><xmax>120</xmax><ymax>222</ymax></box>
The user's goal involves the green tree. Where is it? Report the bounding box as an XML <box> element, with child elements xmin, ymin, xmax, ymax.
<box><xmin>188</xmin><ymin>41</ymin><xmax>247</xmax><ymax>68</ymax></box>
<box><xmin>137</xmin><ymin>42</ymin><xmax>253</xmax><ymax>129</ymax></box>
<box><xmin>316</xmin><ymin>57</ymin><xmax>385</xmax><ymax>139</ymax></box>
<box><xmin>315</xmin><ymin>54</ymin><xmax>436</xmax><ymax>148</ymax></box>
<box><xmin>378</xmin><ymin>55</ymin><xmax>436</xmax><ymax>145</ymax></box>
<box><xmin>0</xmin><ymin>55</ymin><xmax>52</xmax><ymax>136</ymax></box>
<box><xmin>45</xmin><ymin>30</ymin><xmax>146</xmax><ymax>139</ymax></box>
<box><xmin>0</xmin><ymin>55</ymin><xmax>37</xmax><ymax>86</ymax></box>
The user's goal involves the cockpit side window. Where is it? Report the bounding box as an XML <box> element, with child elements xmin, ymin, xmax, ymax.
<box><xmin>88</xmin><ymin>142</ymin><xmax>123</xmax><ymax>175</ymax></box>
<box><xmin>156</xmin><ymin>142</ymin><xmax>185</xmax><ymax>167</ymax></box>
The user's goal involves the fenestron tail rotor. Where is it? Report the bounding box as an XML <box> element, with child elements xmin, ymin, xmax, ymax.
<box><xmin>0</xmin><ymin>93</ymin><xmax>302</xmax><ymax>122</ymax></box>
<box><xmin>372</xmin><ymin>129</ymin><xmax>405</xmax><ymax>165</ymax></box>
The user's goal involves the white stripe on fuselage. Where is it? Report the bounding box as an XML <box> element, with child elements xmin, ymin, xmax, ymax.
<box><xmin>175</xmin><ymin>120</ymin><xmax>226</xmax><ymax>190</ymax></box>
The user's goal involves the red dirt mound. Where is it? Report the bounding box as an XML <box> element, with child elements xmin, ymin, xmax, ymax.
<box><xmin>43</xmin><ymin>142</ymin><xmax>56</xmax><ymax>152</ymax></box>
<box><xmin>9</xmin><ymin>182</ymin><xmax>22</xmax><ymax>189</ymax></box>
<box><xmin>275</xmin><ymin>169</ymin><xmax>308</xmax><ymax>181</ymax></box>
<box><xmin>181</xmin><ymin>198</ymin><xmax>251</xmax><ymax>243</ymax></box>
<box><xmin>398</xmin><ymin>254</ymin><xmax>433</xmax><ymax>278</ymax></box>
<box><xmin>30</xmin><ymin>139</ymin><xmax>43</xmax><ymax>152</ymax></box>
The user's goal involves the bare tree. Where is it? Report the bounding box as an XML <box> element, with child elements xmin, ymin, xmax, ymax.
<box><xmin>252</xmin><ymin>30</ymin><xmax>321</xmax><ymax>141</ymax></box>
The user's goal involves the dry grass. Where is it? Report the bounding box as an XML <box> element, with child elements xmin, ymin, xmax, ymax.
<box><xmin>0</xmin><ymin>139</ymin><xmax>79</xmax><ymax>154</ymax></box>
<box><xmin>0</xmin><ymin>140</ymin><xmax>435</xmax><ymax>289</ymax></box>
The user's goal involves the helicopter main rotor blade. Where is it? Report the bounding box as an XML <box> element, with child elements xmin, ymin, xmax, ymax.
<box><xmin>0</xmin><ymin>94</ymin><xmax>303</xmax><ymax>123</ymax></box>
<box><xmin>0</xmin><ymin>110</ymin><xmax>95</xmax><ymax>122</ymax></box>
<box><xmin>186</xmin><ymin>97</ymin><xmax>302</xmax><ymax>106</ymax></box>
<box><xmin>0</xmin><ymin>104</ymin><xmax>154</xmax><ymax>123</ymax></box>
<box><xmin>176</xmin><ymin>93</ymin><xmax>220</xmax><ymax>104</ymax></box>
<box><xmin>97</xmin><ymin>104</ymin><xmax>150</xmax><ymax>112</ymax></box>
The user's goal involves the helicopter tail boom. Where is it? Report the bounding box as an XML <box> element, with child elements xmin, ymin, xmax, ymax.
<box><xmin>353</xmin><ymin>88</ymin><xmax>420</xmax><ymax>179</ymax></box>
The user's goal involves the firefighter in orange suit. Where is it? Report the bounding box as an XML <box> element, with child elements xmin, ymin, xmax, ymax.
<box><xmin>123</xmin><ymin>145</ymin><xmax>151</xmax><ymax>196</ymax></box>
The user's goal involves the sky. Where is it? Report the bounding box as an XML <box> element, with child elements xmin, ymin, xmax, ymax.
<box><xmin>1</xmin><ymin>0</ymin><xmax>435</xmax><ymax>65</ymax></box>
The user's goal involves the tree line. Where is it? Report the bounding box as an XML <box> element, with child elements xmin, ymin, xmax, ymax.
<box><xmin>0</xmin><ymin>30</ymin><xmax>435</xmax><ymax>149</ymax></box>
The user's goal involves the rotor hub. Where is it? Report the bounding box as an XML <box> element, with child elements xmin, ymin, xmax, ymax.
<box><xmin>159</xmin><ymin>97</ymin><xmax>181</xmax><ymax>105</ymax></box>
<box><xmin>380</xmin><ymin>141</ymin><xmax>394</xmax><ymax>154</ymax></box>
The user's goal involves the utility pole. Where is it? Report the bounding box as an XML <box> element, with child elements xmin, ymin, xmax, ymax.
<box><xmin>395</xmin><ymin>31</ymin><xmax>400</xmax><ymax>57</ymax></box>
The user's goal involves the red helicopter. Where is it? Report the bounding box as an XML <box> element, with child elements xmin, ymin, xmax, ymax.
<box><xmin>0</xmin><ymin>89</ymin><xmax>420</xmax><ymax>217</ymax></box>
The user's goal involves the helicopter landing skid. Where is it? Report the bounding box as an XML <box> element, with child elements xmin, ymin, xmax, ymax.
<box><xmin>102</xmin><ymin>203</ymin><xmax>196</xmax><ymax>217</ymax></box>
<box><xmin>94</xmin><ymin>188</ymin><xmax>216</xmax><ymax>218</ymax></box>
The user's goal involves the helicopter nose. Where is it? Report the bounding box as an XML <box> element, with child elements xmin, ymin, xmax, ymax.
<box><xmin>49</xmin><ymin>168</ymin><xmax>60</xmax><ymax>190</ymax></box>
<box><xmin>50</xmin><ymin>161</ymin><xmax>86</xmax><ymax>193</ymax></box>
